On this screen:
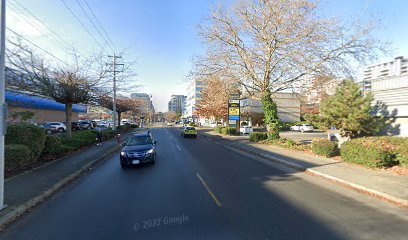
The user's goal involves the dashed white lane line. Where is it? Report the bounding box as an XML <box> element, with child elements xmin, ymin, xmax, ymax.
<box><xmin>176</xmin><ymin>145</ymin><xmax>181</xmax><ymax>151</ymax></box>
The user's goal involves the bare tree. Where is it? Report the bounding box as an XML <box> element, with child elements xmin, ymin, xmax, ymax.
<box><xmin>6</xmin><ymin>40</ymin><xmax>107</xmax><ymax>137</ymax></box>
<box><xmin>195</xmin><ymin>0</ymin><xmax>387</xmax><ymax>133</ymax></box>
<box><xmin>99</xmin><ymin>96</ymin><xmax>142</xmax><ymax>126</ymax></box>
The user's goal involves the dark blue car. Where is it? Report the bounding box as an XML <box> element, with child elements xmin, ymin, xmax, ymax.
<box><xmin>120</xmin><ymin>133</ymin><xmax>156</xmax><ymax>168</ymax></box>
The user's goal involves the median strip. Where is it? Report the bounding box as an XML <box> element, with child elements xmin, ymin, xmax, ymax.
<box><xmin>196</xmin><ymin>173</ymin><xmax>222</xmax><ymax>207</ymax></box>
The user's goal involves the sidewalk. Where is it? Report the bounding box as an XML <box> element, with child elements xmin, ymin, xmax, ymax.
<box><xmin>198</xmin><ymin>129</ymin><xmax>408</xmax><ymax>207</ymax></box>
<box><xmin>0</xmin><ymin>131</ymin><xmax>134</xmax><ymax>228</ymax></box>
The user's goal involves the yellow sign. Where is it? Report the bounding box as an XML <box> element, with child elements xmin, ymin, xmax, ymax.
<box><xmin>229</xmin><ymin>107</ymin><xmax>240</xmax><ymax>116</ymax></box>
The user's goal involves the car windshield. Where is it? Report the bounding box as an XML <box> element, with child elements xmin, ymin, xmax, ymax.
<box><xmin>126</xmin><ymin>136</ymin><xmax>152</xmax><ymax>146</ymax></box>
<box><xmin>186</xmin><ymin>127</ymin><xmax>195</xmax><ymax>130</ymax></box>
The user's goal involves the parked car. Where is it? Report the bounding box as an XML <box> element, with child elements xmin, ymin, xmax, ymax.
<box><xmin>181</xmin><ymin>126</ymin><xmax>197</xmax><ymax>138</ymax></box>
<box><xmin>98</xmin><ymin>121</ymin><xmax>109</xmax><ymax>128</ymax></box>
<box><xmin>63</xmin><ymin>122</ymin><xmax>81</xmax><ymax>131</ymax></box>
<box><xmin>240</xmin><ymin>126</ymin><xmax>253</xmax><ymax>134</ymax></box>
<box><xmin>120</xmin><ymin>132</ymin><xmax>156</xmax><ymax>168</ymax></box>
<box><xmin>38</xmin><ymin>123</ymin><xmax>58</xmax><ymax>134</ymax></box>
<box><xmin>166</xmin><ymin>122</ymin><xmax>173</xmax><ymax>126</ymax></box>
<box><xmin>46</xmin><ymin>122</ymin><xmax>66</xmax><ymax>133</ymax></box>
<box><xmin>78</xmin><ymin>120</ymin><xmax>93</xmax><ymax>129</ymax></box>
<box><xmin>290</xmin><ymin>124</ymin><xmax>314</xmax><ymax>132</ymax></box>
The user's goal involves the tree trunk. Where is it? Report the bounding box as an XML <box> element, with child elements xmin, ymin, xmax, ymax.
<box><xmin>65</xmin><ymin>103</ymin><xmax>73</xmax><ymax>138</ymax></box>
<box><xmin>118</xmin><ymin>111</ymin><xmax>122</xmax><ymax>126</ymax></box>
<box><xmin>260</xmin><ymin>89</ymin><xmax>280</xmax><ymax>136</ymax></box>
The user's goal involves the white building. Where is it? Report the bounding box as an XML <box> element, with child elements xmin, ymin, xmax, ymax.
<box><xmin>361</xmin><ymin>56</ymin><xmax>408</xmax><ymax>92</ymax></box>
<box><xmin>168</xmin><ymin>95</ymin><xmax>186</xmax><ymax>115</ymax></box>
<box><xmin>371</xmin><ymin>75</ymin><xmax>408</xmax><ymax>136</ymax></box>
<box><xmin>184</xmin><ymin>79</ymin><xmax>204</xmax><ymax>121</ymax></box>
<box><xmin>241</xmin><ymin>92</ymin><xmax>301</xmax><ymax>125</ymax></box>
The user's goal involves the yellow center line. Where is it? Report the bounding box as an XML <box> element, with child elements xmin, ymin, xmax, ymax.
<box><xmin>196</xmin><ymin>173</ymin><xmax>222</xmax><ymax>207</ymax></box>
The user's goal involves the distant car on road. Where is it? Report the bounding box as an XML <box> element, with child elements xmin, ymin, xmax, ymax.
<box><xmin>290</xmin><ymin>124</ymin><xmax>314</xmax><ymax>132</ymax></box>
<box><xmin>166</xmin><ymin>122</ymin><xmax>173</xmax><ymax>126</ymax></box>
<box><xmin>181</xmin><ymin>126</ymin><xmax>197</xmax><ymax>138</ymax></box>
<box><xmin>39</xmin><ymin>123</ymin><xmax>58</xmax><ymax>134</ymax></box>
<box><xmin>46</xmin><ymin>122</ymin><xmax>66</xmax><ymax>133</ymax></box>
<box><xmin>120</xmin><ymin>133</ymin><xmax>156</xmax><ymax>168</ymax></box>
<box><xmin>240</xmin><ymin>126</ymin><xmax>253</xmax><ymax>134</ymax></box>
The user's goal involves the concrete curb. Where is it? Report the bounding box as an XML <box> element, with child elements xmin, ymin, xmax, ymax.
<box><xmin>198</xmin><ymin>131</ymin><xmax>408</xmax><ymax>208</ymax></box>
<box><xmin>0</xmin><ymin>143</ymin><xmax>123</xmax><ymax>230</ymax></box>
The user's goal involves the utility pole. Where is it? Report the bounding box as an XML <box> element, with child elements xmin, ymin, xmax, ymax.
<box><xmin>106</xmin><ymin>54</ymin><xmax>123</xmax><ymax>131</ymax></box>
<box><xmin>0</xmin><ymin>0</ymin><xmax>6</xmax><ymax>210</ymax></box>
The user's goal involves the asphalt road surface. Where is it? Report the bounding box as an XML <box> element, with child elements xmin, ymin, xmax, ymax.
<box><xmin>1</xmin><ymin>127</ymin><xmax>407</xmax><ymax>240</ymax></box>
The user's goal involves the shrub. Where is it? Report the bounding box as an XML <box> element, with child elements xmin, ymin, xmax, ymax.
<box><xmin>214</xmin><ymin>126</ymin><xmax>224</xmax><ymax>134</ymax></box>
<box><xmin>5</xmin><ymin>144</ymin><xmax>32</xmax><ymax>172</ymax></box>
<box><xmin>42</xmin><ymin>135</ymin><xmax>63</xmax><ymax>156</ymax></box>
<box><xmin>340</xmin><ymin>140</ymin><xmax>396</xmax><ymax>168</ymax></box>
<box><xmin>249</xmin><ymin>132</ymin><xmax>268</xmax><ymax>142</ymax></box>
<box><xmin>5</xmin><ymin>123</ymin><xmax>46</xmax><ymax>162</ymax></box>
<box><xmin>130</xmin><ymin>124</ymin><xmax>139</xmax><ymax>128</ymax></box>
<box><xmin>396</xmin><ymin>146</ymin><xmax>408</xmax><ymax>168</ymax></box>
<box><xmin>221</xmin><ymin>127</ymin><xmax>236</xmax><ymax>135</ymax></box>
<box><xmin>101</xmin><ymin>129</ymin><xmax>114</xmax><ymax>140</ymax></box>
<box><xmin>312</xmin><ymin>139</ymin><xmax>339</xmax><ymax>157</ymax></box>
<box><xmin>116</xmin><ymin>124</ymin><xmax>132</xmax><ymax>133</ymax></box>
<box><xmin>267</xmin><ymin>130</ymin><xmax>280</xmax><ymax>141</ymax></box>
<box><xmin>61</xmin><ymin>130</ymin><xmax>97</xmax><ymax>149</ymax></box>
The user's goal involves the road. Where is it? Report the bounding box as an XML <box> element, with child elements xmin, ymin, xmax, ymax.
<box><xmin>1</xmin><ymin>127</ymin><xmax>407</xmax><ymax>240</ymax></box>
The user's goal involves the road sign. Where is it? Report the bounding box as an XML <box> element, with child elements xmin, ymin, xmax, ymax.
<box><xmin>229</xmin><ymin>115</ymin><xmax>240</xmax><ymax>120</ymax></box>
<box><xmin>228</xmin><ymin>107</ymin><xmax>240</xmax><ymax>116</ymax></box>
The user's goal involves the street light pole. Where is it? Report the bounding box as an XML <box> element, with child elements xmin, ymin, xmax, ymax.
<box><xmin>0</xmin><ymin>0</ymin><xmax>6</xmax><ymax>210</ymax></box>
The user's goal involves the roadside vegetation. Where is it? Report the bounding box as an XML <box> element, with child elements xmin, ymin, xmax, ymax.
<box><xmin>4</xmin><ymin>123</ymin><xmax>135</xmax><ymax>176</ymax></box>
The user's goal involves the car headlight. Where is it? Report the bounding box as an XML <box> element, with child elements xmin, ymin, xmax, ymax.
<box><xmin>146</xmin><ymin>149</ymin><xmax>154</xmax><ymax>154</ymax></box>
<box><xmin>120</xmin><ymin>152</ymin><xmax>127</xmax><ymax>157</ymax></box>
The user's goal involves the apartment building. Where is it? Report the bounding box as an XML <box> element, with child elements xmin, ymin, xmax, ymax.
<box><xmin>184</xmin><ymin>79</ymin><xmax>205</xmax><ymax>121</ymax></box>
<box><xmin>168</xmin><ymin>95</ymin><xmax>186</xmax><ymax>115</ymax></box>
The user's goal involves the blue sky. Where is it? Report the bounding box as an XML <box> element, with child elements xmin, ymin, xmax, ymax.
<box><xmin>6</xmin><ymin>0</ymin><xmax>408</xmax><ymax>111</ymax></box>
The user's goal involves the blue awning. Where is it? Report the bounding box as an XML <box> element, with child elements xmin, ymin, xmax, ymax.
<box><xmin>6</xmin><ymin>90</ymin><xmax>87</xmax><ymax>113</ymax></box>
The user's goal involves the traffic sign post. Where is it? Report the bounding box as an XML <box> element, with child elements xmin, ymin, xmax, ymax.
<box><xmin>228</xmin><ymin>99</ymin><xmax>240</xmax><ymax>133</ymax></box>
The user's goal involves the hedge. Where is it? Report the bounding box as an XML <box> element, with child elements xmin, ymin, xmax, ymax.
<box><xmin>5</xmin><ymin>144</ymin><xmax>32</xmax><ymax>172</ymax></box>
<box><xmin>340</xmin><ymin>140</ymin><xmax>396</xmax><ymax>168</ymax></box>
<box><xmin>61</xmin><ymin>130</ymin><xmax>97</xmax><ymax>149</ymax></box>
<box><xmin>42</xmin><ymin>135</ymin><xmax>63</xmax><ymax>156</ymax></box>
<box><xmin>221</xmin><ymin>127</ymin><xmax>236</xmax><ymax>136</ymax></box>
<box><xmin>311</xmin><ymin>139</ymin><xmax>339</xmax><ymax>157</ymax></box>
<box><xmin>249</xmin><ymin>132</ymin><xmax>268</xmax><ymax>142</ymax></box>
<box><xmin>5</xmin><ymin>123</ymin><xmax>46</xmax><ymax>162</ymax></box>
<box><xmin>116</xmin><ymin>124</ymin><xmax>132</xmax><ymax>133</ymax></box>
<box><xmin>214</xmin><ymin>126</ymin><xmax>224</xmax><ymax>134</ymax></box>
<box><xmin>339</xmin><ymin>137</ymin><xmax>408</xmax><ymax>168</ymax></box>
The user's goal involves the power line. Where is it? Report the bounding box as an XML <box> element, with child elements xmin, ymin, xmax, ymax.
<box><xmin>6</xmin><ymin>27</ymin><xmax>68</xmax><ymax>65</ymax></box>
<box><xmin>83</xmin><ymin>0</ymin><xmax>117</xmax><ymax>52</ymax></box>
<box><xmin>9</xmin><ymin>0</ymin><xmax>76</xmax><ymax>52</ymax></box>
<box><xmin>59</xmin><ymin>0</ymin><xmax>105</xmax><ymax>50</ymax></box>
<box><xmin>8</xmin><ymin>2</ymin><xmax>71</xmax><ymax>54</ymax></box>
<box><xmin>74</xmin><ymin>0</ymin><xmax>114</xmax><ymax>52</ymax></box>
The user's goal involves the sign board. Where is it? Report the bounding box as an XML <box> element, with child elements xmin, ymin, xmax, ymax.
<box><xmin>229</xmin><ymin>120</ymin><xmax>236</xmax><ymax>125</ymax></box>
<box><xmin>229</xmin><ymin>115</ymin><xmax>240</xmax><ymax>120</ymax></box>
<box><xmin>228</xmin><ymin>107</ymin><xmax>240</xmax><ymax>116</ymax></box>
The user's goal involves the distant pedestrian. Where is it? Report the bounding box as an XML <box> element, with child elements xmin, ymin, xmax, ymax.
<box><xmin>96</xmin><ymin>129</ymin><xmax>103</xmax><ymax>145</ymax></box>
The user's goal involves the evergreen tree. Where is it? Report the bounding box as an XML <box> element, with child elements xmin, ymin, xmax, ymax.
<box><xmin>314</xmin><ymin>80</ymin><xmax>385</xmax><ymax>138</ymax></box>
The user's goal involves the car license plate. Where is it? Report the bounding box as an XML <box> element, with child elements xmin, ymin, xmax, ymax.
<box><xmin>132</xmin><ymin>160</ymin><xmax>140</xmax><ymax>164</ymax></box>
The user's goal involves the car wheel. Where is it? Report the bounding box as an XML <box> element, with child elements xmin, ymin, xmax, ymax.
<box><xmin>120</xmin><ymin>162</ymin><xmax>127</xmax><ymax>168</ymax></box>
<box><xmin>46</xmin><ymin>129</ymin><xmax>52</xmax><ymax>134</ymax></box>
<box><xmin>58</xmin><ymin>128</ymin><xmax>64</xmax><ymax>133</ymax></box>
